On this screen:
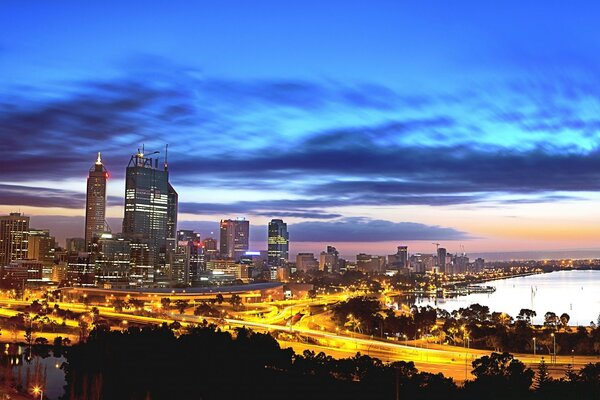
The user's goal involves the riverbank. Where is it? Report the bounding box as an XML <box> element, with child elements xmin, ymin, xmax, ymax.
<box><xmin>447</xmin><ymin>270</ymin><xmax>544</xmax><ymax>288</ymax></box>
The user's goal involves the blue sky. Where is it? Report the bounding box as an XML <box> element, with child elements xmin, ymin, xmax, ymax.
<box><xmin>2</xmin><ymin>1</ymin><xmax>600</xmax><ymax>257</ymax></box>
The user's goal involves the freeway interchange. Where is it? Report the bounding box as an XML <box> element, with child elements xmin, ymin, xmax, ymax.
<box><xmin>0</xmin><ymin>291</ymin><xmax>595</xmax><ymax>382</ymax></box>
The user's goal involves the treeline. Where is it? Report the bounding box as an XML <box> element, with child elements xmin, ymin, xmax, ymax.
<box><xmin>332</xmin><ymin>297</ymin><xmax>600</xmax><ymax>355</ymax></box>
<box><xmin>61</xmin><ymin>324</ymin><xmax>600</xmax><ymax>400</ymax></box>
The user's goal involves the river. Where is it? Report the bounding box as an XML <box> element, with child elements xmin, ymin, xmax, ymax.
<box><xmin>415</xmin><ymin>270</ymin><xmax>600</xmax><ymax>326</ymax></box>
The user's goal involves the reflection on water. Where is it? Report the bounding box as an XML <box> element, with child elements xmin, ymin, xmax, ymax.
<box><xmin>414</xmin><ymin>270</ymin><xmax>600</xmax><ymax>326</ymax></box>
<box><xmin>0</xmin><ymin>345</ymin><xmax>65</xmax><ymax>400</ymax></box>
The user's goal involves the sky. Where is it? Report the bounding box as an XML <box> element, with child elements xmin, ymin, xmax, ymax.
<box><xmin>1</xmin><ymin>1</ymin><xmax>600</xmax><ymax>259</ymax></box>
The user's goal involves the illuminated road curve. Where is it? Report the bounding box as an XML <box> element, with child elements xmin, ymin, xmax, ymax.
<box><xmin>0</xmin><ymin>297</ymin><xmax>594</xmax><ymax>381</ymax></box>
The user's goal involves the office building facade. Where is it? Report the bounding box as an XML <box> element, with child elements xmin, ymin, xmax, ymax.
<box><xmin>0</xmin><ymin>213</ymin><xmax>30</xmax><ymax>267</ymax></box>
<box><xmin>122</xmin><ymin>148</ymin><xmax>177</xmax><ymax>284</ymax></box>
<box><xmin>268</xmin><ymin>219</ymin><xmax>289</xmax><ymax>268</ymax></box>
<box><xmin>85</xmin><ymin>152</ymin><xmax>108</xmax><ymax>248</ymax></box>
<box><xmin>219</xmin><ymin>218</ymin><xmax>249</xmax><ymax>260</ymax></box>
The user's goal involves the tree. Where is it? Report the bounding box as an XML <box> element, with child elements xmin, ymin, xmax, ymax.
<box><xmin>468</xmin><ymin>352</ymin><xmax>534</xmax><ymax>398</ymax></box>
<box><xmin>194</xmin><ymin>303</ymin><xmax>220</xmax><ymax>317</ymax></box>
<box><xmin>544</xmin><ymin>312</ymin><xmax>559</xmax><ymax>330</ymax></box>
<box><xmin>113</xmin><ymin>299</ymin><xmax>125</xmax><ymax>313</ymax></box>
<box><xmin>229</xmin><ymin>294</ymin><xmax>242</xmax><ymax>310</ymax></box>
<box><xmin>174</xmin><ymin>300</ymin><xmax>189</xmax><ymax>314</ymax></box>
<box><xmin>161</xmin><ymin>297</ymin><xmax>172</xmax><ymax>310</ymax></box>
<box><xmin>517</xmin><ymin>309</ymin><xmax>536</xmax><ymax>325</ymax></box>
<box><xmin>559</xmin><ymin>313</ymin><xmax>570</xmax><ymax>331</ymax></box>
<box><xmin>78</xmin><ymin>319</ymin><xmax>89</xmax><ymax>343</ymax></box>
<box><xmin>534</xmin><ymin>358</ymin><xmax>551</xmax><ymax>389</ymax></box>
<box><xmin>564</xmin><ymin>363</ymin><xmax>577</xmax><ymax>382</ymax></box>
<box><xmin>24</xmin><ymin>327</ymin><xmax>33</xmax><ymax>346</ymax></box>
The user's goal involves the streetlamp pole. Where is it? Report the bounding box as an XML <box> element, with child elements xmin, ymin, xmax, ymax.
<box><xmin>552</xmin><ymin>333</ymin><xmax>556</xmax><ymax>364</ymax></box>
<box><xmin>533</xmin><ymin>337</ymin><xmax>536</xmax><ymax>356</ymax></box>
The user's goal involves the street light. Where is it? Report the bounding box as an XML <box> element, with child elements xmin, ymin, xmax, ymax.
<box><xmin>32</xmin><ymin>385</ymin><xmax>43</xmax><ymax>400</ymax></box>
<box><xmin>533</xmin><ymin>337</ymin><xmax>536</xmax><ymax>356</ymax></box>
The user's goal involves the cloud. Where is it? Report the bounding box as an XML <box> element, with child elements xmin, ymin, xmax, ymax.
<box><xmin>0</xmin><ymin>184</ymin><xmax>121</xmax><ymax>209</ymax></box>
<box><xmin>3</xmin><ymin>59</ymin><xmax>600</xmax><ymax>220</ymax></box>
<box><xmin>179</xmin><ymin>201</ymin><xmax>342</xmax><ymax>219</ymax></box>
<box><xmin>288</xmin><ymin>218</ymin><xmax>471</xmax><ymax>242</ymax></box>
<box><xmin>33</xmin><ymin>215</ymin><xmax>469</xmax><ymax>247</ymax></box>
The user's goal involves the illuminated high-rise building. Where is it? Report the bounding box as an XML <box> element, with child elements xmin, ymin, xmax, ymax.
<box><xmin>268</xmin><ymin>219</ymin><xmax>289</xmax><ymax>267</ymax></box>
<box><xmin>388</xmin><ymin>246</ymin><xmax>408</xmax><ymax>269</ymax></box>
<box><xmin>0</xmin><ymin>213</ymin><xmax>30</xmax><ymax>267</ymax></box>
<box><xmin>437</xmin><ymin>247</ymin><xmax>447</xmax><ymax>273</ymax></box>
<box><xmin>219</xmin><ymin>218</ymin><xmax>249</xmax><ymax>260</ymax></box>
<box><xmin>28</xmin><ymin>229</ymin><xmax>56</xmax><ymax>264</ymax></box>
<box><xmin>175</xmin><ymin>229</ymin><xmax>204</xmax><ymax>283</ymax></box>
<box><xmin>85</xmin><ymin>152</ymin><xmax>108</xmax><ymax>248</ymax></box>
<box><xmin>122</xmin><ymin>147</ymin><xmax>177</xmax><ymax>284</ymax></box>
<box><xmin>94</xmin><ymin>233</ymin><xmax>131</xmax><ymax>285</ymax></box>
<box><xmin>319</xmin><ymin>246</ymin><xmax>339</xmax><ymax>272</ymax></box>
<box><xmin>202</xmin><ymin>237</ymin><xmax>218</xmax><ymax>260</ymax></box>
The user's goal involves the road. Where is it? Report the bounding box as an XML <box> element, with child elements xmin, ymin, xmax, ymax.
<box><xmin>0</xmin><ymin>295</ymin><xmax>597</xmax><ymax>382</ymax></box>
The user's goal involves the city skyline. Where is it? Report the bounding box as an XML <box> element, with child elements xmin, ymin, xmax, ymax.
<box><xmin>2</xmin><ymin>2</ymin><xmax>600</xmax><ymax>257</ymax></box>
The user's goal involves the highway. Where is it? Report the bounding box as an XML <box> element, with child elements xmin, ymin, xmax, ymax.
<box><xmin>0</xmin><ymin>295</ymin><xmax>597</xmax><ymax>382</ymax></box>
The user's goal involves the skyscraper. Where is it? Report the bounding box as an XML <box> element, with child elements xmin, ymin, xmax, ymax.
<box><xmin>437</xmin><ymin>247</ymin><xmax>447</xmax><ymax>273</ymax></box>
<box><xmin>85</xmin><ymin>152</ymin><xmax>108</xmax><ymax>248</ymax></box>
<box><xmin>122</xmin><ymin>148</ymin><xmax>177</xmax><ymax>284</ymax></box>
<box><xmin>28</xmin><ymin>229</ymin><xmax>56</xmax><ymax>264</ymax></box>
<box><xmin>319</xmin><ymin>246</ymin><xmax>339</xmax><ymax>272</ymax></box>
<box><xmin>268</xmin><ymin>219</ymin><xmax>289</xmax><ymax>267</ymax></box>
<box><xmin>202</xmin><ymin>237</ymin><xmax>218</xmax><ymax>259</ymax></box>
<box><xmin>94</xmin><ymin>233</ymin><xmax>131</xmax><ymax>284</ymax></box>
<box><xmin>388</xmin><ymin>246</ymin><xmax>408</xmax><ymax>269</ymax></box>
<box><xmin>166</xmin><ymin>182</ymin><xmax>178</xmax><ymax>254</ymax></box>
<box><xmin>219</xmin><ymin>218</ymin><xmax>249</xmax><ymax>260</ymax></box>
<box><xmin>0</xmin><ymin>213</ymin><xmax>30</xmax><ymax>267</ymax></box>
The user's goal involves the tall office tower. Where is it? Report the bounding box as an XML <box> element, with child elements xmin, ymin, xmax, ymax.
<box><xmin>122</xmin><ymin>147</ymin><xmax>177</xmax><ymax>284</ymax></box>
<box><xmin>28</xmin><ymin>229</ymin><xmax>56</xmax><ymax>264</ymax></box>
<box><xmin>219</xmin><ymin>218</ymin><xmax>249</xmax><ymax>260</ymax></box>
<box><xmin>295</xmin><ymin>253</ymin><xmax>318</xmax><ymax>272</ymax></box>
<box><xmin>437</xmin><ymin>247</ymin><xmax>447</xmax><ymax>273</ymax></box>
<box><xmin>356</xmin><ymin>253</ymin><xmax>385</xmax><ymax>273</ymax></box>
<box><xmin>166</xmin><ymin>183</ymin><xmax>178</xmax><ymax>254</ymax></box>
<box><xmin>268</xmin><ymin>219</ymin><xmax>289</xmax><ymax>267</ymax></box>
<box><xmin>389</xmin><ymin>246</ymin><xmax>408</xmax><ymax>269</ymax></box>
<box><xmin>202</xmin><ymin>237</ymin><xmax>218</xmax><ymax>259</ymax></box>
<box><xmin>65</xmin><ymin>238</ymin><xmax>85</xmax><ymax>253</ymax></box>
<box><xmin>176</xmin><ymin>229</ymin><xmax>203</xmax><ymax>283</ymax></box>
<box><xmin>94</xmin><ymin>233</ymin><xmax>131</xmax><ymax>285</ymax></box>
<box><xmin>85</xmin><ymin>152</ymin><xmax>108</xmax><ymax>248</ymax></box>
<box><xmin>0</xmin><ymin>213</ymin><xmax>30</xmax><ymax>267</ymax></box>
<box><xmin>319</xmin><ymin>246</ymin><xmax>339</xmax><ymax>272</ymax></box>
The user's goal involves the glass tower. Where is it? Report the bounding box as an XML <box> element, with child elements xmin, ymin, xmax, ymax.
<box><xmin>122</xmin><ymin>148</ymin><xmax>177</xmax><ymax>285</ymax></box>
<box><xmin>219</xmin><ymin>218</ymin><xmax>249</xmax><ymax>260</ymax></box>
<box><xmin>268</xmin><ymin>219</ymin><xmax>289</xmax><ymax>267</ymax></box>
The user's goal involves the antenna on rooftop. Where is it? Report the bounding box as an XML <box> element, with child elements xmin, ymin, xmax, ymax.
<box><xmin>164</xmin><ymin>144</ymin><xmax>169</xmax><ymax>171</ymax></box>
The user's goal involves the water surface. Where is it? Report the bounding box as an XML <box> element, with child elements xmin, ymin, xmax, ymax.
<box><xmin>416</xmin><ymin>270</ymin><xmax>600</xmax><ymax>325</ymax></box>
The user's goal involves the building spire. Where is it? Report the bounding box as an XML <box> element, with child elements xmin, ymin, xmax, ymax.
<box><xmin>96</xmin><ymin>151</ymin><xmax>102</xmax><ymax>165</ymax></box>
<box><xmin>164</xmin><ymin>144</ymin><xmax>168</xmax><ymax>171</ymax></box>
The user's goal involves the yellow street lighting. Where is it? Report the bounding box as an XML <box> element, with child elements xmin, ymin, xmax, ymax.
<box><xmin>32</xmin><ymin>385</ymin><xmax>43</xmax><ymax>399</ymax></box>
